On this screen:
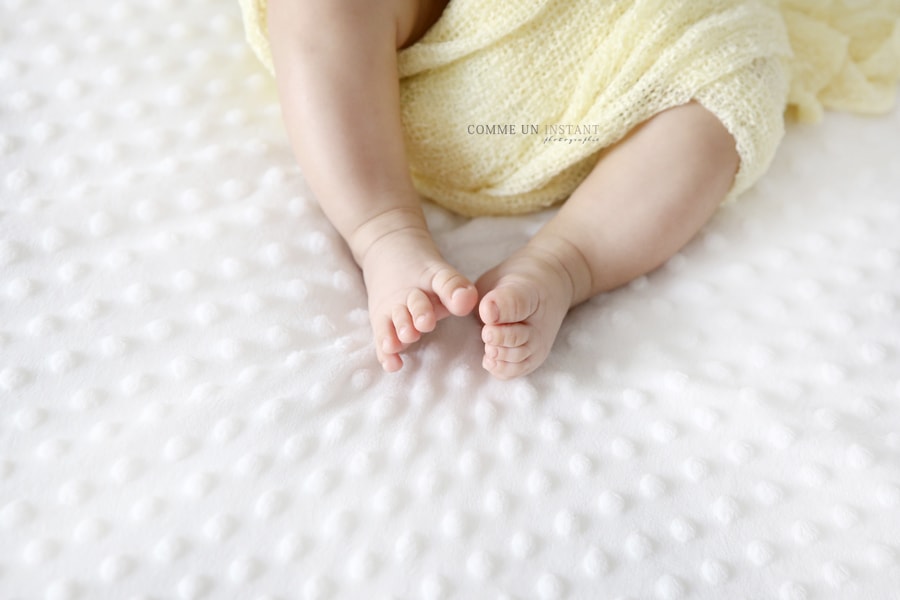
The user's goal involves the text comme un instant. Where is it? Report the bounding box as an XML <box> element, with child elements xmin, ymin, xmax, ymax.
<box><xmin>467</xmin><ymin>123</ymin><xmax>603</xmax><ymax>136</ymax></box>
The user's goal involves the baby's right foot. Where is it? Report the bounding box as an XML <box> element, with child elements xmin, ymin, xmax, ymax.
<box><xmin>351</xmin><ymin>208</ymin><xmax>479</xmax><ymax>372</ymax></box>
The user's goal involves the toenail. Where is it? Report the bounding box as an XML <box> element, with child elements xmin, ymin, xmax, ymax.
<box><xmin>486</xmin><ymin>302</ymin><xmax>500</xmax><ymax>323</ymax></box>
<box><xmin>484</xmin><ymin>330</ymin><xmax>494</xmax><ymax>344</ymax></box>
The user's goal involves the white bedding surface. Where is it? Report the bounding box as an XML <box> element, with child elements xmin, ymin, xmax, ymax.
<box><xmin>1</xmin><ymin>1</ymin><xmax>899</xmax><ymax>598</ymax></box>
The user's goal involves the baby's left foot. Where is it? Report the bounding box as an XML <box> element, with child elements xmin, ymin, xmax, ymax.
<box><xmin>476</xmin><ymin>239</ymin><xmax>586</xmax><ymax>379</ymax></box>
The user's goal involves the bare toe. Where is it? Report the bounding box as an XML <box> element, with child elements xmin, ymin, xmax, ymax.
<box><xmin>430</xmin><ymin>266</ymin><xmax>478</xmax><ymax>317</ymax></box>
<box><xmin>485</xmin><ymin>344</ymin><xmax>532</xmax><ymax>364</ymax></box>
<box><xmin>482</xmin><ymin>323</ymin><xmax>530</xmax><ymax>348</ymax></box>
<box><xmin>479</xmin><ymin>280</ymin><xmax>540</xmax><ymax>325</ymax></box>
<box><xmin>381</xmin><ymin>353</ymin><xmax>403</xmax><ymax>373</ymax></box>
<box><xmin>391</xmin><ymin>305</ymin><xmax>421</xmax><ymax>345</ymax></box>
<box><xmin>373</xmin><ymin>316</ymin><xmax>404</xmax><ymax>372</ymax></box>
<box><xmin>407</xmin><ymin>288</ymin><xmax>436</xmax><ymax>333</ymax></box>
<box><xmin>483</xmin><ymin>356</ymin><xmax>538</xmax><ymax>380</ymax></box>
<box><xmin>375</xmin><ymin>315</ymin><xmax>403</xmax><ymax>355</ymax></box>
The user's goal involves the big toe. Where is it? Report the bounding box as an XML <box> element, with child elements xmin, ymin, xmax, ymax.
<box><xmin>479</xmin><ymin>279</ymin><xmax>540</xmax><ymax>325</ymax></box>
<box><xmin>431</xmin><ymin>266</ymin><xmax>478</xmax><ymax>317</ymax></box>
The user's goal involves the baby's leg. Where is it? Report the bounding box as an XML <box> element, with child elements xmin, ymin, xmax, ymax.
<box><xmin>267</xmin><ymin>0</ymin><xmax>475</xmax><ymax>372</ymax></box>
<box><xmin>477</xmin><ymin>102</ymin><xmax>740</xmax><ymax>379</ymax></box>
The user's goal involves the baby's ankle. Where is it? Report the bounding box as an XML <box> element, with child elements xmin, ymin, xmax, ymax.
<box><xmin>526</xmin><ymin>234</ymin><xmax>595</xmax><ymax>306</ymax></box>
<box><xmin>347</xmin><ymin>206</ymin><xmax>433</xmax><ymax>266</ymax></box>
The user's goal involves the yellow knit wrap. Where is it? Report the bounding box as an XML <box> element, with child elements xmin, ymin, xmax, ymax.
<box><xmin>239</xmin><ymin>0</ymin><xmax>900</xmax><ymax>217</ymax></box>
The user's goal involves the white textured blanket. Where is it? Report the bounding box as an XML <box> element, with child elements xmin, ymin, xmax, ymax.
<box><xmin>1</xmin><ymin>0</ymin><xmax>898</xmax><ymax>598</ymax></box>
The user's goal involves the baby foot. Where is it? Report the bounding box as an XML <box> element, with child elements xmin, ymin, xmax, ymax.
<box><xmin>476</xmin><ymin>239</ymin><xmax>585</xmax><ymax>379</ymax></box>
<box><xmin>353</xmin><ymin>209</ymin><xmax>478</xmax><ymax>372</ymax></box>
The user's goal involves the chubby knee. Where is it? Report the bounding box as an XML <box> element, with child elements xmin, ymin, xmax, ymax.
<box><xmin>682</xmin><ymin>101</ymin><xmax>740</xmax><ymax>178</ymax></box>
<box><xmin>642</xmin><ymin>101</ymin><xmax>739</xmax><ymax>196</ymax></box>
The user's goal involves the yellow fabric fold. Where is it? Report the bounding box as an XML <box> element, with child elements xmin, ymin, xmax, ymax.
<box><xmin>782</xmin><ymin>0</ymin><xmax>900</xmax><ymax>121</ymax></box>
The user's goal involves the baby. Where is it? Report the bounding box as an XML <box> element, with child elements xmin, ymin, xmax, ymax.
<box><xmin>261</xmin><ymin>0</ymin><xmax>750</xmax><ymax>379</ymax></box>
<box><xmin>246</xmin><ymin>0</ymin><xmax>898</xmax><ymax>379</ymax></box>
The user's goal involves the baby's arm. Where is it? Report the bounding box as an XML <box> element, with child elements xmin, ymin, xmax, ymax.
<box><xmin>267</xmin><ymin>0</ymin><xmax>477</xmax><ymax>372</ymax></box>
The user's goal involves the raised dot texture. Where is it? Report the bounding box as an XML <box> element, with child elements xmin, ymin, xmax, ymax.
<box><xmin>177</xmin><ymin>575</ymin><xmax>211</xmax><ymax>600</ymax></box>
<box><xmin>779</xmin><ymin>581</ymin><xmax>808</xmax><ymax>600</ymax></box>
<box><xmin>626</xmin><ymin>532</ymin><xmax>654</xmax><ymax>560</ymax></box>
<box><xmin>713</xmin><ymin>496</ymin><xmax>740</xmax><ymax>524</ymax></box>
<box><xmin>1</xmin><ymin>5</ymin><xmax>899</xmax><ymax>600</ymax></box>
<box><xmin>510</xmin><ymin>531</ymin><xmax>537</xmax><ymax>559</ymax></box>
<box><xmin>536</xmin><ymin>573</ymin><xmax>565</xmax><ymax>600</ymax></box>
<box><xmin>701</xmin><ymin>560</ymin><xmax>730</xmax><ymax>586</ymax></box>
<box><xmin>792</xmin><ymin>520</ymin><xmax>820</xmax><ymax>545</ymax></box>
<box><xmin>24</xmin><ymin>538</ymin><xmax>60</xmax><ymax>564</ymax></box>
<box><xmin>74</xmin><ymin>517</ymin><xmax>109</xmax><ymax>543</ymax></box>
<box><xmin>669</xmin><ymin>517</ymin><xmax>697</xmax><ymax>543</ymax></box>
<box><xmin>99</xmin><ymin>554</ymin><xmax>134</xmax><ymax>582</ymax></box>
<box><xmin>154</xmin><ymin>536</ymin><xmax>188</xmax><ymax>562</ymax></box>
<box><xmin>597</xmin><ymin>490</ymin><xmax>626</xmax><ymax>516</ymax></box>
<box><xmin>747</xmin><ymin>540</ymin><xmax>775</xmax><ymax>566</ymax></box>
<box><xmin>2</xmin><ymin>499</ymin><xmax>36</xmax><ymax>527</ymax></box>
<box><xmin>655</xmin><ymin>574</ymin><xmax>686</xmax><ymax>600</ymax></box>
